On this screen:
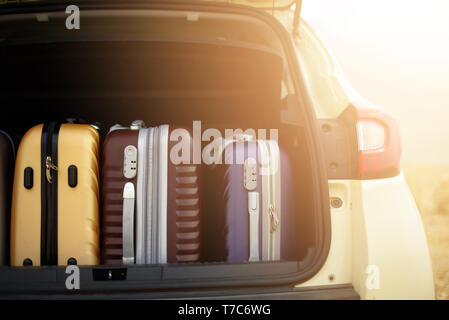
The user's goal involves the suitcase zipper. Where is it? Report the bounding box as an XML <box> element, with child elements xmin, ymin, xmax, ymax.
<box><xmin>136</xmin><ymin>128</ymin><xmax>150</xmax><ymax>264</ymax></box>
<box><xmin>41</xmin><ymin>122</ymin><xmax>60</xmax><ymax>266</ymax></box>
<box><xmin>45</xmin><ymin>156</ymin><xmax>58</xmax><ymax>183</ymax></box>
<box><xmin>268</xmin><ymin>204</ymin><xmax>279</xmax><ymax>233</ymax></box>
<box><xmin>265</xmin><ymin>140</ymin><xmax>279</xmax><ymax>260</ymax></box>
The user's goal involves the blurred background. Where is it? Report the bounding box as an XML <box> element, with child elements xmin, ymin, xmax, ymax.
<box><xmin>301</xmin><ymin>0</ymin><xmax>449</xmax><ymax>299</ymax></box>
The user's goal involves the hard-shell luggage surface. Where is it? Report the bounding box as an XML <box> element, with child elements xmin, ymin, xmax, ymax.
<box><xmin>101</xmin><ymin>121</ymin><xmax>201</xmax><ymax>265</ymax></box>
<box><xmin>202</xmin><ymin>136</ymin><xmax>301</xmax><ymax>263</ymax></box>
<box><xmin>0</xmin><ymin>131</ymin><xmax>15</xmax><ymax>266</ymax></box>
<box><xmin>10</xmin><ymin>123</ymin><xmax>100</xmax><ymax>266</ymax></box>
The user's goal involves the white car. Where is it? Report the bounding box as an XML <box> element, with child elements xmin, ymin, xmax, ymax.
<box><xmin>292</xmin><ymin>13</ymin><xmax>434</xmax><ymax>300</ymax></box>
<box><xmin>0</xmin><ymin>0</ymin><xmax>434</xmax><ymax>299</ymax></box>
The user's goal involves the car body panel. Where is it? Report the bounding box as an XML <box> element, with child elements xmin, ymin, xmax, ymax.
<box><xmin>293</xmin><ymin>17</ymin><xmax>363</xmax><ymax>119</ymax></box>
<box><xmin>296</xmin><ymin>180</ymin><xmax>353</xmax><ymax>288</ymax></box>
<box><xmin>354</xmin><ymin>173</ymin><xmax>434</xmax><ymax>299</ymax></box>
<box><xmin>297</xmin><ymin>174</ymin><xmax>435</xmax><ymax>299</ymax></box>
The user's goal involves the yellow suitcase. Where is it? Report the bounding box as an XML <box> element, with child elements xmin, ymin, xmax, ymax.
<box><xmin>10</xmin><ymin>123</ymin><xmax>100</xmax><ymax>266</ymax></box>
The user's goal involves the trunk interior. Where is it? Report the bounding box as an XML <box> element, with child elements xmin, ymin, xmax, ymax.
<box><xmin>0</xmin><ymin>6</ymin><xmax>329</xmax><ymax>295</ymax></box>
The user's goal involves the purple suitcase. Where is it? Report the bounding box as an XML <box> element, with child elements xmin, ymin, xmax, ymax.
<box><xmin>222</xmin><ymin>140</ymin><xmax>262</xmax><ymax>262</ymax></box>
<box><xmin>214</xmin><ymin>137</ymin><xmax>299</xmax><ymax>262</ymax></box>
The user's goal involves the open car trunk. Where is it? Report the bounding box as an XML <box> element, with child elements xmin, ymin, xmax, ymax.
<box><xmin>0</xmin><ymin>2</ymin><xmax>330</xmax><ymax>298</ymax></box>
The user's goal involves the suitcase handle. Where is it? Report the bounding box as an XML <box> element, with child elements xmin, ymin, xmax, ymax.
<box><xmin>248</xmin><ymin>191</ymin><xmax>260</xmax><ymax>262</ymax></box>
<box><xmin>122</xmin><ymin>182</ymin><xmax>135</xmax><ymax>265</ymax></box>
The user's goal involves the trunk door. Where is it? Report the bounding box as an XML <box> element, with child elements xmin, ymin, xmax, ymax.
<box><xmin>0</xmin><ymin>0</ymin><xmax>298</xmax><ymax>9</ymax></box>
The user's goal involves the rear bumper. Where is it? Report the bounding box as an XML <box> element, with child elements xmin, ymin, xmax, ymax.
<box><xmin>180</xmin><ymin>284</ymin><xmax>360</xmax><ymax>300</ymax></box>
<box><xmin>0</xmin><ymin>284</ymin><xmax>359</xmax><ymax>300</ymax></box>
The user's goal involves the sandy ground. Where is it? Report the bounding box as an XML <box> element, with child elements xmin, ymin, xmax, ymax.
<box><xmin>403</xmin><ymin>164</ymin><xmax>449</xmax><ymax>300</ymax></box>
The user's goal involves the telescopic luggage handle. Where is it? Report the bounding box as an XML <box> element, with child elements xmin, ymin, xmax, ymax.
<box><xmin>122</xmin><ymin>182</ymin><xmax>135</xmax><ymax>265</ymax></box>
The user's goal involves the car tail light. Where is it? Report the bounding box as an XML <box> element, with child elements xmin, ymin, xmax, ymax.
<box><xmin>356</xmin><ymin>108</ymin><xmax>402</xmax><ymax>178</ymax></box>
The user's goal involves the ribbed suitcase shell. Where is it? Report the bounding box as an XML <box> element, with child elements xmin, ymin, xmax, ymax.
<box><xmin>10</xmin><ymin>124</ymin><xmax>100</xmax><ymax>266</ymax></box>
<box><xmin>101</xmin><ymin>129</ymin><xmax>138</xmax><ymax>265</ymax></box>
<box><xmin>101</xmin><ymin>124</ymin><xmax>201</xmax><ymax>265</ymax></box>
<box><xmin>167</xmin><ymin>153</ymin><xmax>201</xmax><ymax>263</ymax></box>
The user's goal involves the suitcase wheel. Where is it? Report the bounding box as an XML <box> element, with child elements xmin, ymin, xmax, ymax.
<box><xmin>23</xmin><ymin>258</ymin><xmax>33</xmax><ymax>266</ymax></box>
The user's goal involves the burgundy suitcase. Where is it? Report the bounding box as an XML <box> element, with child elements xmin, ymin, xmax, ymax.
<box><xmin>101</xmin><ymin>121</ymin><xmax>201</xmax><ymax>265</ymax></box>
